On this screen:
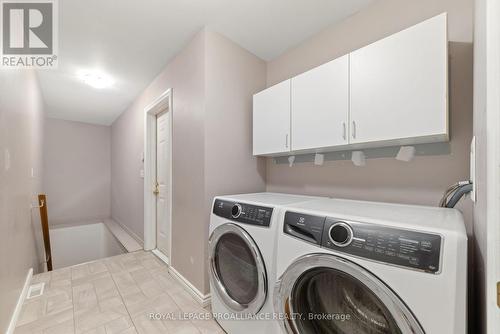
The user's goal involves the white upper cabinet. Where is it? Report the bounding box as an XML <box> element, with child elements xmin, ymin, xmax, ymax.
<box><xmin>252</xmin><ymin>13</ymin><xmax>448</xmax><ymax>156</ymax></box>
<box><xmin>349</xmin><ymin>13</ymin><xmax>448</xmax><ymax>146</ymax></box>
<box><xmin>253</xmin><ymin>80</ymin><xmax>291</xmax><ymax>155</ymax></box>
<box><xmin>291</xmin><ymin>55</ymin><xmax>349</xmax><ymax>151</ymax></box>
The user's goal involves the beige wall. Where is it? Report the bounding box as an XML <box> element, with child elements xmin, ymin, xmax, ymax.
<box><xmin>267</xmin><ymin>0</ymin><xmax>473</xmax><ymax>85</ymax></box>
<box><xmin>111</xmin><ymin>0</ymin><xmax>473</xmax><ymax>300</ymax></box>
<box><xmin>111</xmin><ymin>29</ymin><xmax>267</xmax><ymax>294</ymax></box>
<box><xmin>43</xmin><ymin>118</ymin><xmax>111</xmax><ymax>225</ymax></box>
<box><xmin>0</xmin><ymin>70</ymin><xmax>45</xmax><ymax>332</ymax></box>
<box><xmin>204</xmin><ymin>31</ymin><xmax>267</xmax><ymax>290</ymax></box>
<box><xmin>265</xmin><ymin>0</ymin><xmax>475</xmax><ymax>329</ymax></box>
<box><xmin>111</xmin><ymin>30</ymin><xmax>206</xmax><ymax>249</ymax></box>
<box><xmin>266</xmin><ymin>0</ymin><xmax>473</xmax><ymax>216</ymax></box>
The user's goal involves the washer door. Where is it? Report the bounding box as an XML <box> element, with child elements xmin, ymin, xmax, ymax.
<box><xmin>275</xmin><ymin>254</ymin><xmax>425</xmax><ymax>334</ymax></box>
<box><xmin>209</xmin><ymin>223</ymin><xmax>267</xmax><ymax>314</ymax></box>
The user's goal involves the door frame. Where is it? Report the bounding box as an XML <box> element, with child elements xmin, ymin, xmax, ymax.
<box><xmin>486</xmin><ymin>0</ymin><xmax>500</xmax><ymax>331</ymax></box>
<box><xmin>144</xmin><ymin>88</ymin><xmax>173</xmax><ymax>263</ymax></box>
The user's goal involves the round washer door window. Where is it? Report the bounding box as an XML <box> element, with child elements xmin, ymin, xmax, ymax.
<box><xmin>209</xmin><ymin>224</ymin><xmax>267</xmax><ymax>314</ymax></box>
<box><xmin>275</xmin><ymin>254</ymin><xmax>424</xmax><ymax>334</ymax></box>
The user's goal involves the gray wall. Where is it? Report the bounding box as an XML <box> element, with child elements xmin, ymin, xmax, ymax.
<box><xmin>110</xmin><ymin>29</ymin><xmax>267</xmax><ymax>294</ymax></box>
<box><xmin>0</xmin><ymin>70</ymin><xmax>45</xmax><ymax>333</ymax></box>
<box><xmin>43</xmin><ymin>118</ymin><xmax>111</xmax><ymax>225</ymax></box>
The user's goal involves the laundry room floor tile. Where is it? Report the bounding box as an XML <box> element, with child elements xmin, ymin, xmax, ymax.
<box><xmin>14</xmin><ymin>251</ymin><xmax>224</xmax><ymax>334</ymax></box>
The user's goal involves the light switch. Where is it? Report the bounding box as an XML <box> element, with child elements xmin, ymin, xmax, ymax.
<box><xmin>139</xmin><ymin>169</ymin><xmax>145</xmax><ymax>178</ymax></box>
<box><xmin>470</xmin><ymin>137</ymin><xmax>476</xmax><ymax>202</ymax></box>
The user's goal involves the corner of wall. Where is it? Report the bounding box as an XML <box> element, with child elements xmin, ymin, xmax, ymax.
<box><xmin>0</xmin><ymin>69</ymin><xmax>46</xmax><ymax>332</ymax></box>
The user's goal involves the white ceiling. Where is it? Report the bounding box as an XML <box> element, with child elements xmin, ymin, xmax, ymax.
<box><xmin>40</xmin><ymin>0</ymin><xmax>373</xmax><ymax>125</ymax></box>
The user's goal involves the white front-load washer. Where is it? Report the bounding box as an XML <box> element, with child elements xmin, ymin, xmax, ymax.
<box><xmin>274</xmin><ymin>198</ymin><xmax>467</xmax><ymax>334</ymax></box>
<box><xmin>209</xmin><ymin>193</ymin><xmax>319</xmax><ymax>334</ymax></box>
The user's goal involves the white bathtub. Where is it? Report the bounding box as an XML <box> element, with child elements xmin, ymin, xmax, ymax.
<box><xmin>50</xmin><ymin>222</ymin><xmax>126</xmax><ymax>269</ymax></box>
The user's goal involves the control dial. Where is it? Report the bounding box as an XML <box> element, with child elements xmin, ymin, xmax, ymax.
<box><xmin>231</xmin><ymin>203</ymin><xmax>242</xmax><ymax>219</ymax></box>
<box><xmin>329</xmin><ymin>222</ymin><xmax>353</xmax><ymax>247</ymax></box>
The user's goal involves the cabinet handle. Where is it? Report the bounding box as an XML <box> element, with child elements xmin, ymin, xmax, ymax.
<box><xmin>352</xmin><ymin>121</ymin><xmax>357</xmax><ymax>139</ymax></box>
<box><xmin>342</xmin><ymin>122</ymin><xmax>347</xmax><ymax>140</ymax></box>
<box><xmin>285</xmin><ymin>134</ymin><xmax>289</xmax><ymax>149</ymax></box>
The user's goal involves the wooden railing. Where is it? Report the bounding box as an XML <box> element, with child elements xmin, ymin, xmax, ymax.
<box><xmin>38</xmin><ymin>194</ymin><xmax>53</xmax><ymax>271</ymax></box>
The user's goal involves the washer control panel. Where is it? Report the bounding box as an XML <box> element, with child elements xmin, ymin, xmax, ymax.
<box><xmin>213</xmin><ymin>199</ymin><xmax>273</xmax><ymax>227</ymax></box>
<box><xmin>322</xmin><ymin>218</ymin><xmax>442</xmax><ymax>273</ymax></box>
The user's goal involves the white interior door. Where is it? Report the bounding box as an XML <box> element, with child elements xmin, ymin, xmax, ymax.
<box><xmin>156</xmin><ymin>111</ymin><xmax>170</xmax><ymax>257</ymax></box>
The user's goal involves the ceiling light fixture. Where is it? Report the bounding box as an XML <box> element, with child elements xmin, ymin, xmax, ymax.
<box><xmin>79</xmin><ymin>70</ymin><xmax>114</xmax><ymax>89</ymax></box>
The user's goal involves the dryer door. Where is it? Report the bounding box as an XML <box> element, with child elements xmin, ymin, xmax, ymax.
<box><xmin>275</xmin><ymin>254</ymin><xmax>425</xmax><ymax>334</ymax></box>
<box><xmin>209</xmin><ymin>223</ymin><xmax>267</xmax><ymax>314</ymax></box>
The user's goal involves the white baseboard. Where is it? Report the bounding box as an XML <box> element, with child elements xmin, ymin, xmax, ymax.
<box><xmin>152</xmin><ymin>249</ymin><xmax>170</xmax><ymax>265</ymax></box>
<box><xmin>168</xmin><ymin>266</ymin><xmax>211</xmax><ymax>307</ymax></box>
<box><xmin>104</xmin><ymin>219</ymin><xmax>142</xmax><ymax>253</ymax></box>
<box><xmin>6</xmin><ymin>268</ymin><xmax>33</xmax><ymax>334</ymax></box>
<box><xmin>109</xmin><ymin>217</ymin><xmax>144</xmax><ymax>246</ymax></box>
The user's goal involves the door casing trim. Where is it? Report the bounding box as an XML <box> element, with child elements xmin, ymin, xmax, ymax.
<box><xmin>144</xmin><ymin>88</ymin><xmax>173</xmax><ymax>264</ymax></box>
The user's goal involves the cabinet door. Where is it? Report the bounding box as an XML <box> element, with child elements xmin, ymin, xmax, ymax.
<box><xmin>253</xmin><ymin>80</ymin><xmax>291</xmax><ymax>155</ymax></box>
<box><xmin>350</xmin><ymin>13</ymin><xmax>448</xmax><ymax>145</ymax></box>
<box><xmin>291</xmin><ymin>55</ymin><xmax>349</xmax><ymax>151</ymax></box>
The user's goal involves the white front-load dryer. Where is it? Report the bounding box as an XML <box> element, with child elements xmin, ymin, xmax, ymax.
<box><xmin>209</xmin><ymin>193</ymin><xmax>319</xmax><ymax>334</ymax></box>
<box><xmin>274</xmin><ymin>198</ymin><xmax>467</xmax><ymax>334</ymax></box>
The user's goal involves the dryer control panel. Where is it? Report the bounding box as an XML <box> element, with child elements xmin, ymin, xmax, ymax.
<box><xmin>213</xmin><ymin>199</ymin><xmax>273</xmax><ymax>227</ymax></box>
<box><xmin>322</xmin><ymin>219</ymin><xmax>442</xmax><ymax>274</ymax></box>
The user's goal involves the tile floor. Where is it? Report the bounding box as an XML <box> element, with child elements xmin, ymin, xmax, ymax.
<box><xmin>14</xmin><ymin>251</ymin><xmax>224</xmax><ymax>334</ymax></box>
